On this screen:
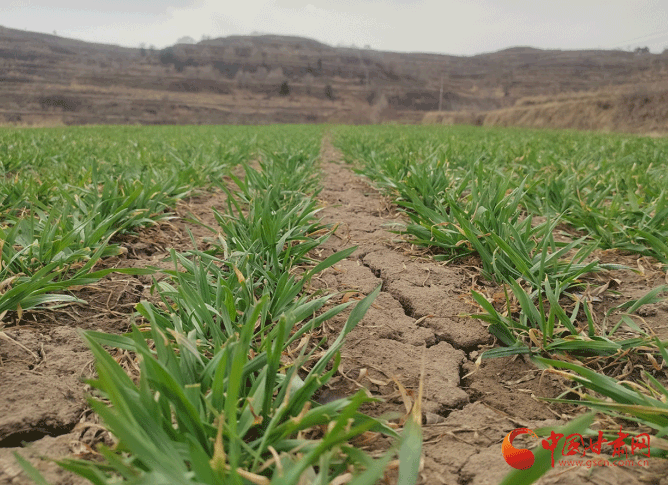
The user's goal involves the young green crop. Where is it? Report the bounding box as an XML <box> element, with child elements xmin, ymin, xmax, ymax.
<box><xmin>532</xmin><ymin>342</ymin><xmax>668</xmax><ymax>462</ymax></box>
<box><xmin>336</xmin><ymin>123</ymin><xmax>668</xmax><ymax>480</ymax></box>
<box><xmin>0</xmin><ymin>125</ymin><xmax>258</xmax><ymax>318</ymax></box>
<box><xmin>14</xmin><ymin>126</ymin><xmax>417</xmax><ymax>485</ymax></box>
<box><xmin>334</xmin><ymin>125</ymin><xmax>668</xmax><ymax>361</ymax></box>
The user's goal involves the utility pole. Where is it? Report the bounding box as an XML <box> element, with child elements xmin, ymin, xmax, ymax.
<box><xmin>438</xmin><ymin>73</ymin><xmax>444</xmax><ymax>112</ymax></box>
<box><xmin>357</xmin><ymin>47</ymin><xmax>369</xmax><ymax>86</ymax></box>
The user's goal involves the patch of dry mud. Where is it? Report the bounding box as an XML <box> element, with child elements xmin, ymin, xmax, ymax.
<box><xmin>316</xmin><ymin>134</ymin><xmax>668</xmax><ymax>484</ymax></box>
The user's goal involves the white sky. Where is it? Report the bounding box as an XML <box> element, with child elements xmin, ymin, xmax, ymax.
<box><xmin>3</xmin><ymin>0</ymin><xmax>668</xmax><ymax>55</ymax></box>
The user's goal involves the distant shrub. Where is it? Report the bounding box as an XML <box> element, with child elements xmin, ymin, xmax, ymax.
<box><xmin>279</xmin><ymin>81</ymin><xmax>290</xmax><ymax>96</ymax></box>
<box><xmin>159</xmin><ymin>47</ymin><xmax>187</xmax><ymax>72</ymax></box>
<box><xmin>159</xmin><ymin>47</ymin><xmax>176</xmax><ymax>65</ymax></box>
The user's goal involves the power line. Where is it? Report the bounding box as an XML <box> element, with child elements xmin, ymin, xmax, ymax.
<box><xmin>608</xmin><ymin>28</ymin><xmax>668</xmax><ymax>48</ymax></box>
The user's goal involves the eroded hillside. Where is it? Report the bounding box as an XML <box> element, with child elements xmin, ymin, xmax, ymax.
<box><xmin>1</xmin><ymin>25</ymin><xmax>668</xmax><ymax>130</ymax></box>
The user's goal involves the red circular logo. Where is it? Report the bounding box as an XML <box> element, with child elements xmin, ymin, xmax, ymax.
<box><xmin>502</xmin><ymin>428</ymin><xmax>536</xmax><ymax>470</ymax></box>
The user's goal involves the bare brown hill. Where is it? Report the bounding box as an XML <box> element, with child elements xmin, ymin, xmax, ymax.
<box><xmin>424</xmin><ymin>82</ymin><xmax>668</xmax><ymax>134</ymax></box>
<box><xmin>2</xmin><ymin>25</ymin><xmax>668</xmax><ymax>131</ymax></box>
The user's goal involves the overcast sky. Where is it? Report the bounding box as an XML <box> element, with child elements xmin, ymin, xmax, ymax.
<box><xmin>4</xmin><ymin>0</ymin><xmax>668</xmax><ymax>55</ymax></box>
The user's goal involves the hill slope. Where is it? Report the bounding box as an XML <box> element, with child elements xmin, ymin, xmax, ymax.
<box><xmin>1</xmin><ymin>25</ymin><xmax>667</xmax><ymax>130</ymax></box>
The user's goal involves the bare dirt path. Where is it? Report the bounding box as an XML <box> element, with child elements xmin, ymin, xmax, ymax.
<box><xmin>315</xmin><ymin>133</ymin><xmax>668</xmax><ymax>485</ymax></box>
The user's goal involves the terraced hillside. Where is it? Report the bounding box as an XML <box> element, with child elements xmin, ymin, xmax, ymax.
<box><xmin>2</xmin><ymin>25</ymin><xmax>668</xmax><ymax>130</ymax></box>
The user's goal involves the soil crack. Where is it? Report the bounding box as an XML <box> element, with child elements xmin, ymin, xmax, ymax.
<box><xmin>316</xmin><ymin>133</ymin><xmax>469</xmax><ymax>420</ymax></box>
<box><xmin>0</xmin><ymin>422</ymin><xmax>77</xmax><ymax>448</ymax></box>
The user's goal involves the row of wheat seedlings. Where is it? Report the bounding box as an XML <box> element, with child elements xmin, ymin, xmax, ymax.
<box><xmin>0</xmin><ymin>126</ymin><xmax>255</xmax><ymax>321</ymax></box>
<box><xmin>17</xmin><ymin>126</ymin><xmax>419</xmax><ymax>485</ymax></box>
<box><xmin>335</xmin><ymin>126</ymin><xmax>667</xmax><ymax>359</ymax></box>
<box><xmin>334</xmin><ymin>125</ymin><xmax>668</xmax><ymax>481</ymax></box>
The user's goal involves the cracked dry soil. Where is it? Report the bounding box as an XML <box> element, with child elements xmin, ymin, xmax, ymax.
<box><xmin>2</xmin><ymin>134</ymin><xmax>668</xmax><ymax>485</ymax></box>
<box><xmin>314</xmin><ymin>136</ymin><xmax>668</xmax><ymax>485</ymax></box>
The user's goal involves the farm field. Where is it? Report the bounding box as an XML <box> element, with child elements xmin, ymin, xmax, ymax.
<box><xmin>1</xmin><ymin>124</ymin><xmax>668</xmax><ymax>484</ymax></box>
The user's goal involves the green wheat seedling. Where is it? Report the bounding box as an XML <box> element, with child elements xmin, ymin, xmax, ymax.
<box><xmin>335</xmin><ymin>124</ymin><xmax>668</xmax><ymax>266</ymax></box>
<box><xmin>42</xmin><ymin>286</ymin><xmax>399</xmax><ymax>485</ymax></box>
<box><xmin>533</xmin><ymin>341</ymin><xmax>668</xmax><ymax>461</ymax></box>
<box><xmin>0</xmin><ymin>240</ymin><xmax>152</xmax><ymax>319</ymax></box>
<box><xmin>0</xmin><ymin>125</ymin><xmax>261</xmax><ymax>319</ymax></box>
<box><xmin>334</xmin><ymin>125</ymin><xmax>667</xmax><ymax>364</ymax></box>
<box><xmin>12</xmin><ymin>126</ymin><xmax>421</xmax><ymax>485</ymax></box>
